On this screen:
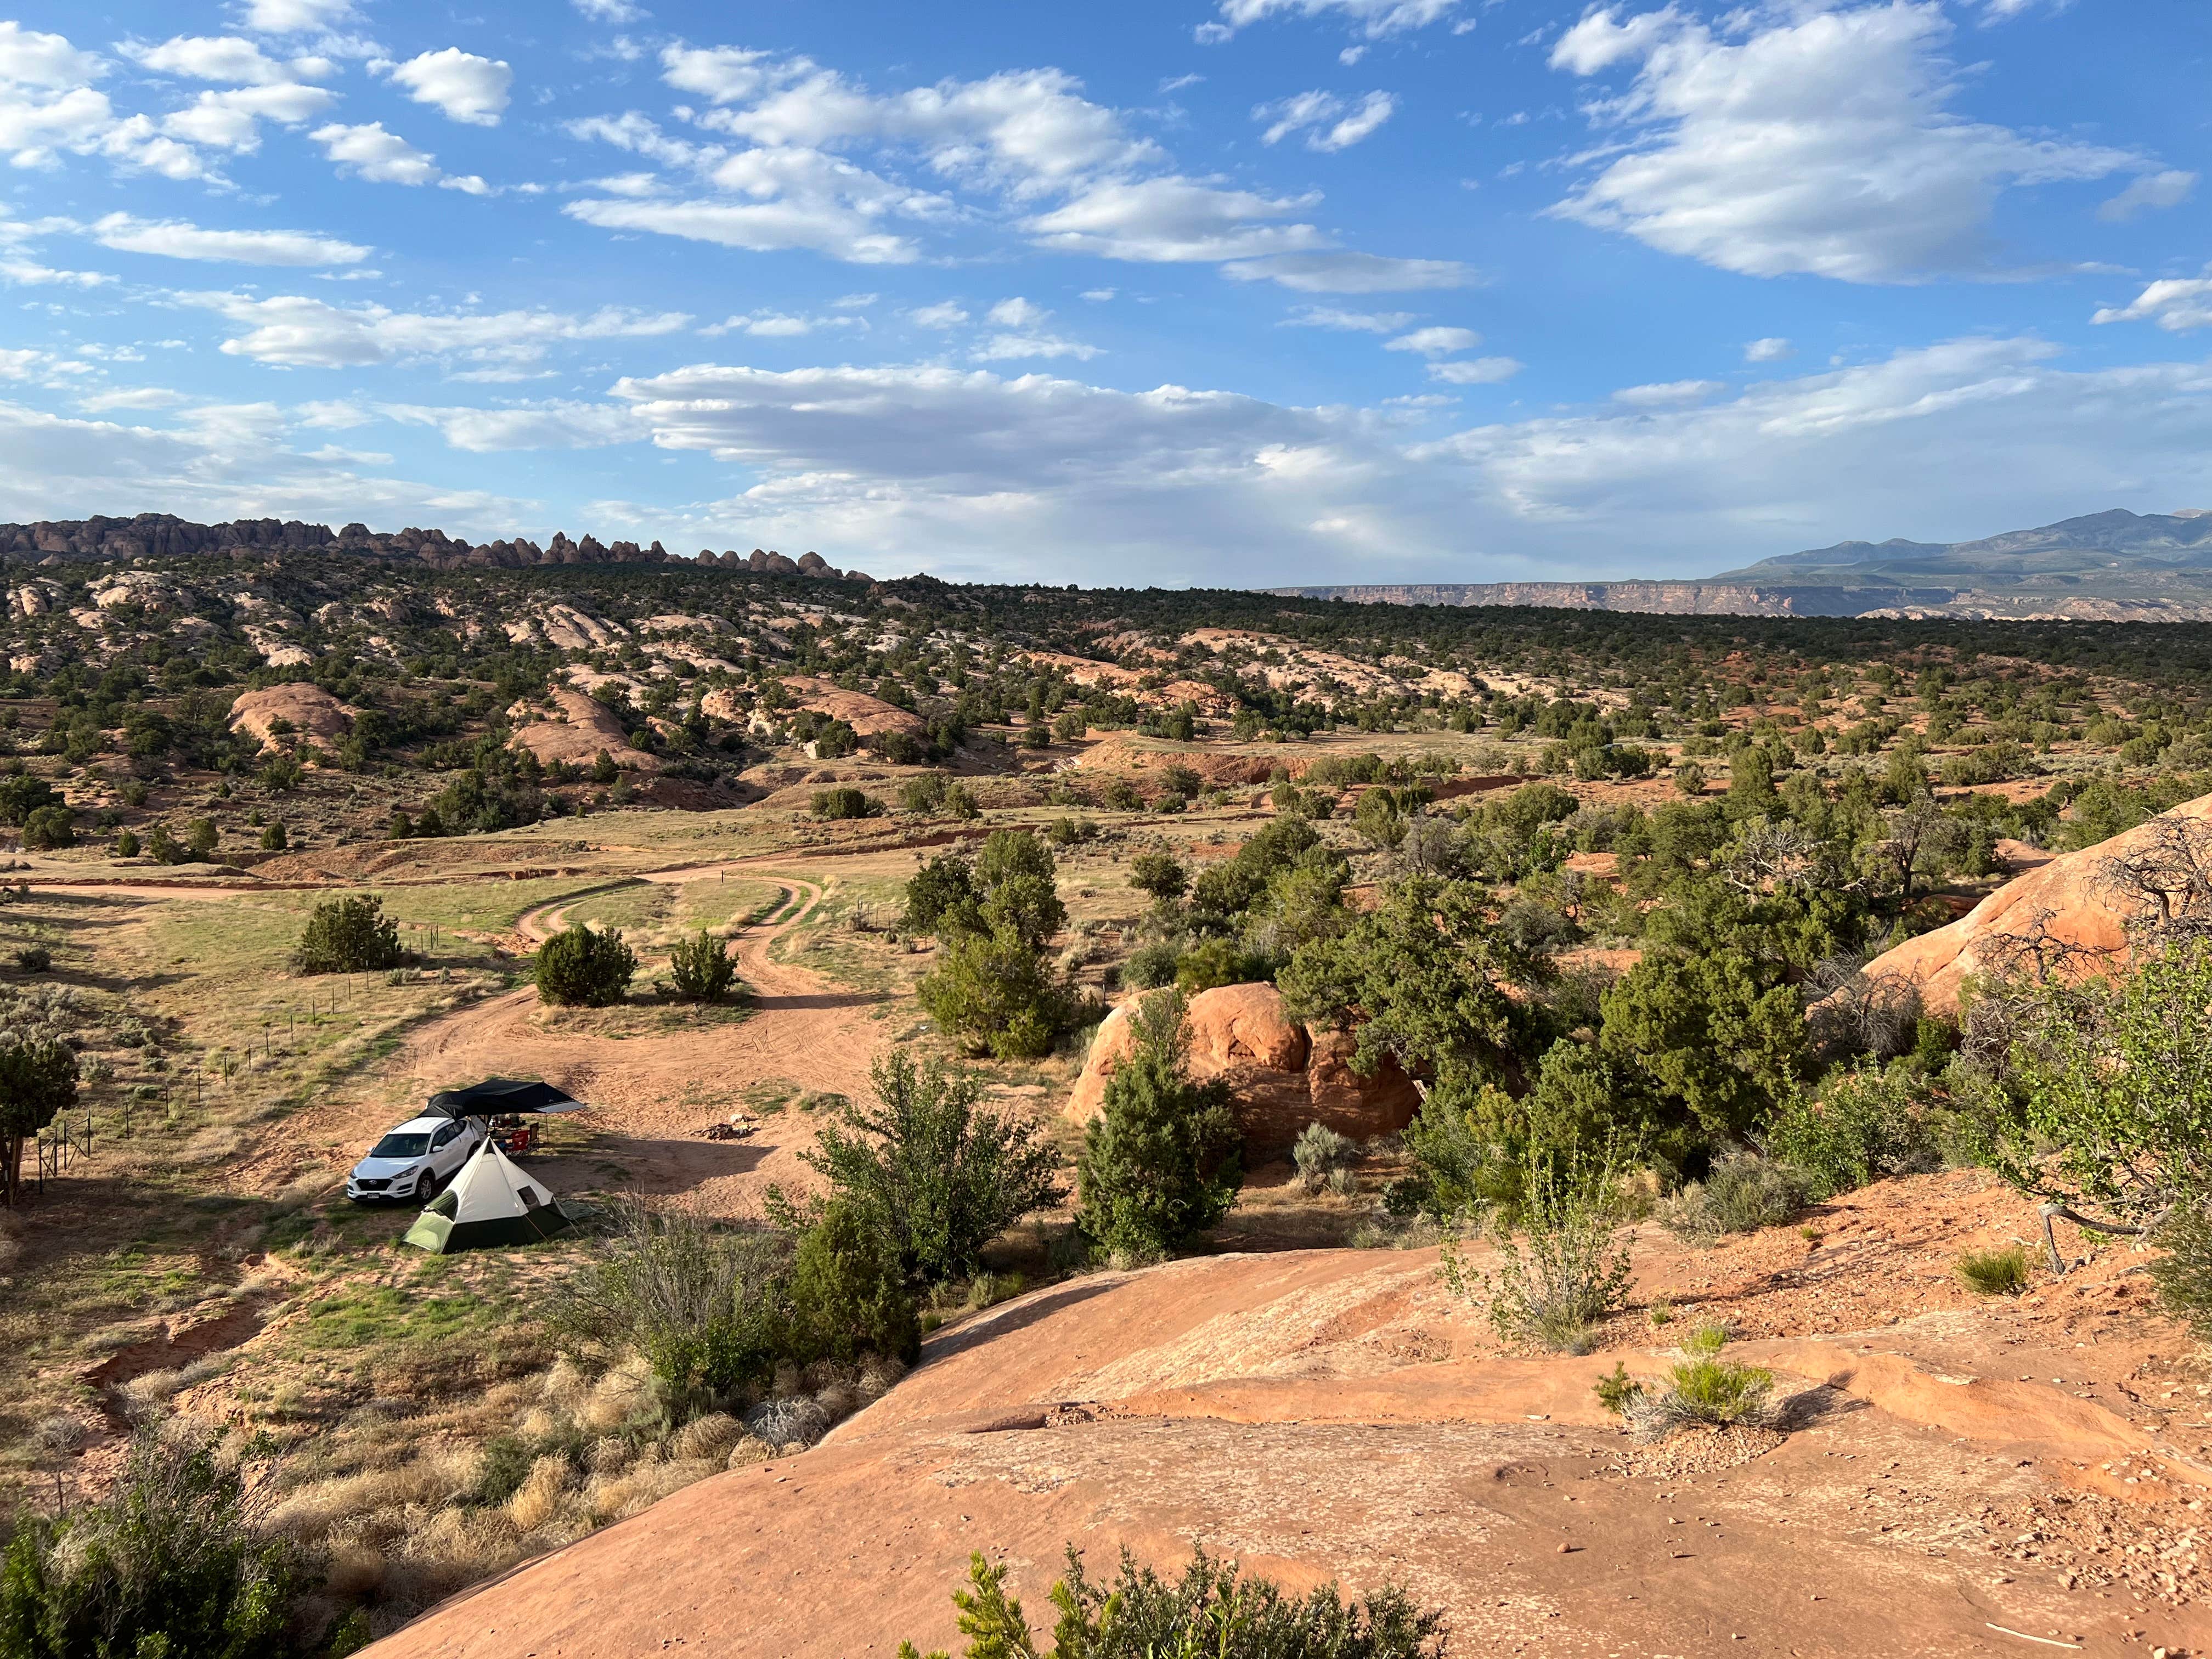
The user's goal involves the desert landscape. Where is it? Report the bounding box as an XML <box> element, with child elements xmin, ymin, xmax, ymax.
<box><xmin>0</xmin><ymin>526</ymin><xmax>2209</xmax><ymax>1657</ymax></box>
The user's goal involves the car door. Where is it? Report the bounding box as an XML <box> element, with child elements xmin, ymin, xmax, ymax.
<box><xmin>428</xmin><ymin>1120</ymin><xmax>464</xmax><ymax>1184</ymax></box>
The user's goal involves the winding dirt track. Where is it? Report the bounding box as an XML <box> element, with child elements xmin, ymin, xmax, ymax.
<box><xmin>240</xmin><ymin>864</ymin><xmax>894</xmax><ymax>1212</ymax></box>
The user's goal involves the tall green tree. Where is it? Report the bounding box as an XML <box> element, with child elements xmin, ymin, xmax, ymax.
<box><xmin>1077</xmin><ymin>991</ymin><xmax>1240</xmax><ymax>1262</ymax></box>
<box><xmin>0</xmin><ymin>1036</ymin><xmax>77</xmax><ymax>1207</ymax></box>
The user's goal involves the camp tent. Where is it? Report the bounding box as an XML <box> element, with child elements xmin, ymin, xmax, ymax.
<box><xmin>402</xmin><ymin>1138</ymin><xmax>574</xmax><ymax>1252</ymax></box>
<box><xmin>428</xmin><ymin>1077</ymin><xmax>585</xmax><ymax>1118</ymax></box>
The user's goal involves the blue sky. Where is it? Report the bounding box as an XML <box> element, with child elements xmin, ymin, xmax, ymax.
<box><xmin>0</xmin><ymin>0</ymin><xmax>2207</xmax><ymax>585</ymax></box>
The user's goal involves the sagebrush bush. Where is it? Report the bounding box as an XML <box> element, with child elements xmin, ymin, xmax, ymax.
<box><xmin>668</xmin><ymin>928</ymin><xmax>737</xmax><ymax>1002</ymax></box>
<box><xmin>1660</xmin><ymin>1154</ymin><xmax>1805</xmax><ymax>1244</ymax></box>
<box><xmin>534</xmin><ymin>923</ymin><xmax>636</xmax><ymax>1007</ymax></box>
<box><xmin>898</xmin><ymin>1546</ymin><xmax>1446</xmax><ymax>1659</ymax></box>
<box><xmin>1624</xmin><ymin>1357</ymin><xmax>1780</xmax><ymax>1441</ymax></box>
<box><xmin>811</xmin><ymin>787</ymin><xmax>879</xmax><ymax>820</ymax></box>
<box><xmin>292</xmin><ymin>894</ymin><xmax>405</xmax><ymax>975</ymax></box>
<box><xmin>1293</xmin><ymin>1122</ymin><xmax>1359</xmax><ymax>1194</ymax></box>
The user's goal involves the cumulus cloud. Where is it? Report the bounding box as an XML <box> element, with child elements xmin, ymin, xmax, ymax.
<box><xmin>1385</xmin><ymin>325</ymin><xmax>1479</xmax><ymax>357</ymax></box>
<box><xmin>1254</xmin><ymin>89</ymin><xmax>1396</xmax><ymax>151</ymax></box>
<box><xmin>234</xmin><ymin>0</ymin><xmax>360</xmax><ymax>35</ymax></box>
<box><xmin>0</xmin><ymin>20</ymin><xmax>105</xmax><ymax>87</ymax></box>
<box><xmin>88</xmin><ymin>212</ymin><xmax>369</xmax><ymax>266</ymax></box>
<box><xmin>1026</xmin><ymin>176</ymin><xmax>1326</xmax><ymax>263</ymax></box>
<box><xmin>161</xmin><ymin>83</ymin><xmax>337</xmax><ymax>151</ymax></box>
<box><xmin>1201</xmin><ymin>0</ymin><xmax>1463</xmax><ymax>42</ymax></box>
<box><xmin>701</xmin><ymin>310</ymin><xmax>866</xmax><ymax>337</ymax></box>
<box><xmin>574</xmin><ymin>0</ymin><xmax>648</xmax><ymax>20</ymax></box>
<box><xmin>1549</xmin><ymin>2</ymin><xmax>2147</xmax><ymax>283</ymax></box>
<box><xmin>309</xmin><ymin>121</ymin><xmax>486</xmax><ymax>192</ymax></box>
<box><xmin>388</xmin><ymin>48</ymin><xmax>512</xmax><ymax>127</ymax></box>
<box><xmin>2092</xmin><ymin>278</ymin><xmax>2212</xmax><ymax>334</ymax></box>
<box><xmin>182</xmin><ymin>291</ymin><xmax>691</xmax><ymax>370</ymax></box>
<box><xmin>121</xmin><ymin>35</ymin><xmax>323</xmax><ymax>84</ymax></box>
<box><xmin>1745</xmin><ymin>337</ymin><xmax>1793</xmax><ymax>363</ymax></box>
<box><xmin>907</xmin><ymin>301</ymin><xmax>969</xmax><ymax>329</ymax></box>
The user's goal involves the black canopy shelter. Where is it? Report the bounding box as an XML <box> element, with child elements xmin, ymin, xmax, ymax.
<box><xmin>428</xmin><ymin>1077</ymin><xmax>585</xmax><ymax>1119</ymax></box>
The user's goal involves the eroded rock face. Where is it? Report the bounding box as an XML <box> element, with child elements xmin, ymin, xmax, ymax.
<box><xmin>228</xmin><ymin>684</ymin><xmax>353</xmax><ymax>753</ymax></box>
<box><xmin>1065</xmin><ymin>982</ymin><xmax>1419</xmax><ymax>1154</ymax></box>
<box><xmin>506</xmin><ymin>688</ymin><xmax>661</xmax><ymax>773</ymax></box>
<box><xmin>779</xmin><ymin>676</ymin><xmax>926</xmax><ymax>739</ymax></box>
<box><xmin>1860</xmin><ymin>791</ymin><xmax>2212</xmax><ymax>1014</ymax></box>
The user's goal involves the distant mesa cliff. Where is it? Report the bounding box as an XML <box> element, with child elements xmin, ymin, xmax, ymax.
<box><xmin>1276</xmin><ymin>509</ymin><xmax>2212</xmax><ymax>622</ymax></box>
<box><xmin>0</xmin><ymin>513</ymin><xmax>870</xmax><ymax>580</ymax></box>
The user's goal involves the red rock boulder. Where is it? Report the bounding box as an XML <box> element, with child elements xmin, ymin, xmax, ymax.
<box><xmin>1065</xmin><ymin>982</ymin><xmax>1419</xmax><ymax>1154</ymax></box>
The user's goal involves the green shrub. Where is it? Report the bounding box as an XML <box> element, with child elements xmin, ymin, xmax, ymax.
<box><xmin>259</xmin><ymin>820</ymin><xmax>287</xmax><ymax>851</ymax></box>
<box><xmin>1439</xmin><ymin>1128</ymin><xmax>1633</xmax><ymax>1352</ymax></box>
<box><xmin>1172</xmin><ymin>935</ymin><xmax>1261</xmax><ymax>995</ymax></box>
<box><xmin>1625</xmin><ymin>1356</ymin><xmax>1779</xmax><ymax>1440</ymax></box>
<box><xmin>811</xmin><ymin>787</ymin><xmax>879</xmax><ymax>820</ymax></box>
<box><xmin>0</xmin><ymin>1035</ymin><xmax>77</xmax><ymax>1204</ymax></box>
<box><xmin>1594</xmin><ymin>1362</ymin><xmax>1643</xmax><ymax>1415</ymax></box>
<box><xmin>0</xmin><ymin>771</ymin><xmax>58</xmax><ymax>826</ymax></box>
<box><xmin>1120</xmin><ymin>939</ymin><xmax>1181</xmax><ymax>990</ymax></box>
<box><xmin>898</xmin><ymin>1546</ymin><xmax>1444</xmax><ymax>1659</ymax></box>
<box><xmin>899</xmin><ymin>773</ymin><xmax>950</xmax><ymax>814</ymax></box>
<box><xmin>20</xmin><ymin>805</ymin><xmax>73</xmax><ymax>850</ymax></box>
<box><xmin>1678</xmin><ymin>1320</ymin><xmax>1729</xmax><ymax>1357</ymax></box>
<box><xmin>917</xmin><ymin>927</ymin><xmax>1068</xmax><ymax>1059</ymax></box>
<box><xmin>795</xmin><ymin>1052</ymin><xmax>1063</xmax><ymax>1287</ymax></box>
<box><xmin>290</xmin><ymin>894</ymin><xmax>405</xmax><ymax>975</ymax></box>
<box><xmin>114</xmin><ymin>828</ymin><xmax>140</xmax><ymax>859</ymax></box>
<box><xmin>1128</xmin><ymin>850</ymin><xmax>1187</xmax><ymax>903</ymax></box>
<box><xmin>534</xmin><ymin>923</ymin><xmax>636</xmax><ymax>1007</ymax></box>
<box><xmin>13</xmin><ymin>946</ymin><xmax>50</xmax><ymax>974</ymax></box>
<box><xmin>2152</xmin><ymin>1204</ymin><xmax>2212</xmax><ymax>1338</ymax></box>
<box><xmin>184</xmin><ymin>817</ymin><xmax>218</xmax><ymax>860</ymax></box>
<box><xmin>1956</xmin><ymin>1246</ymin><xmax>2030</xmax><ymax>1297</ymax></box>
<box><xmin>0</xmin><ymin>1427</ymin><xmax>297</xmax><ymax>1659</ymax></box>
<box><xmin>787</xmin><ymin>1200</ymin><xmax>922</xmax><ymax>1363</ymax></box>
<box><xmin>1077</xmin><ymin>990</ymin><xmax>1240</xmax><ymax>1263</ymax></box>
<box><xmin>668</xmin><ymin>929</ymin><xmax>737</xmax><ymax>1002</ymax></box>
<box><xmin>1659</xmin><ymin>1154</ymin><xmax>1805</xmax><ymax>1244</ymax></box>
<box><xmin>1767</xmin><ymin>1066</ymin><xmax>1940</xmax><ymax>1199</ymax></box>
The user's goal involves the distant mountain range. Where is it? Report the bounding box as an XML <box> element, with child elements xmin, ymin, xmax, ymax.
<box><xmin>1274</xmin><ymin>509</ymin><xmax>2212</xmax><ymax>621</ymax></box>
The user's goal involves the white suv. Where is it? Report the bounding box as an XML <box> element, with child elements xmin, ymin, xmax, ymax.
<box><xmin>346</xmin><ymin>1114</ymin><xmax>483</xmax><ymax>1204</ymax></box>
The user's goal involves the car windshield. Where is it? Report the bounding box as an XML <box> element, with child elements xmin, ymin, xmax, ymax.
<box><xmin>368</xmin><ymin>1132</ymin><xmax>431</xmax><ymax>1160</ymax></box>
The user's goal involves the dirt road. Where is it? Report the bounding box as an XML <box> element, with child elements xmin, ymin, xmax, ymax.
<box><xmin>242</xmin><ymin>866</ymin><xmax>895</xmax><ymax>1214</ymax></box>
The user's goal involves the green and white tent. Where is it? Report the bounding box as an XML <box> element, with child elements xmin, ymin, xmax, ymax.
<box><xmin>402</xmin><ymin>1138</ymin><xmax>574</xmax><ymax>1253</ymax></box>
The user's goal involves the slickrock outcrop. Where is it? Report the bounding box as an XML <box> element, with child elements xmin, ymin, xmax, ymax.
<box><xmin>505</xmin><ymin>689</ymin><xmax>661</xmax><ymax>772</ymax></box>
<box><xmin>1860</xmin><ymin>791</ymin><xmax>2212</xmax><ymax>1013</ymax></box>
<box><xmin>1066</xmin><ymin>981</ymin><xmax>1420</xmax><ymax>1151</ymax></box>
<box><xmin>228</xmin><ymin>684</ymin><xmax>354</xmax><ymax>753</ymax></box>
<box><xmin>778</xmin><ymin>676</ymin><xmax>926</xmax><ymax>738</ymax></box>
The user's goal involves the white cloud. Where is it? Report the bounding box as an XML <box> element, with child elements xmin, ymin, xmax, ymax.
<box><xmin>832</xmin><ymin>292</ymin><xmax>877</xmax><ymax>308</ymax></box>
<box><xmin>987</xmin><ymin>296</ymin><xmax>1047</xmax><ymax>328</ymax></box>
<box><xmin>161</xmin><ymin>83</ymin><xmax>337</xmax><ymax>150</ymax></box>
<box><xmin>1284</xmin><ymin>306</ymin><xmax>1415</xmax><ymax>331</ymax></box>
<box><xmin>907</xmin><ymin>301</ymin><xmax>969</xmax><ymax>329</ymax></box>
<box><xmin>388</xmin><ymin>48</ymin><xmax>512</xmax><ymax>127</ymax></box>
<box><xmin>1221</xmin><ymin>252</ymin><xmax>1472</xmax><ymax>291</ymax></box>
<box><xmin>658</xmin><ymin>45</ymin><xmax>773</xmax><ymax>105</ymax></box>
<box><xmin>78</xmin><ymin>386</ymin><xmax>187</xmax><ymax>410</ymax></box>
<box><xmin>1255</xmin><ymin>89</ymin><xmax>1395</xmax><ymax>151</ymax></box>
<box><xmin>0</xmin><ymin>87</ymin><xmax>117</xmax><ymax>168</ymax></box>
<box><xmin>121</xmin><ymin>35</ymin><xmax>329</xmax><ymax>85</ymax></box>
<box><xmin>1427</xmin><ymin>357</ymin><xmax>1520</xmax><ymax>384</ymax></box>
<box><xmin>565</xmin><ymin>190</ymin><xmax>922</xmax><ymax>264</ymax></box>
<box><xmin>2092</xmin><ymin>278</ymin><xmax>2212</xmax><ymax>334</ymax></box>
<box><xmin>88</xmin><ymin>212</ymin><xmax>369</xmax><ymax>266</ymax></box>
<box><xmin>381</xmin><ymin>399</ymin><xmax>641</xmax><ymax>450</ymax></box>
<box><xmin>973</xmin><ymin>332</ymin><xmax>1102</xmax><ymax>363</ymax></box>
<box><xmin>1080</xmin><ymin>287</ymin><xmax>1115</xmax><ymax>301</ymax></box>
<box><xmin>2098</xmin><ymin>170</ymin><xmax>2196</xmax><ymax>224</ymax></box>
<box><xmin>1026</xmin><ymin>176</ymin><xmax>1327</xmax><ymax>263</ymax></box>
<box><xmin>1204</xmin><ymin>0</ymin><xmax>1462</xmax><ymax>42</ymax></box>
<box><xmin>1613</xmin><ymin>377</ymin><xmax>1725</xmax><ymax>406</ymax></box>
<box><xmin>234</xmin><ymin>0</ymin><xmax>359</xmax><ymax>34</ymax></box>
<box><xmin>310</xmin><ymin>122</ymin><xmax>484</xmax><ymax>191</ymax></box>
<box><xmin>1745</xmin><ymin>336</ymin><xmax>1792</xmax><ymax>363</ymax></box>
<box><xmin>0</xmin><ymin>258</ymin><xmax>112</xmax><ymax>286</ymax></box>
<box><xmin>183</xmin><ymin>292</ymin><xmax>691</xmax><ymax>370</ymax></box>
<box><xmin>0</xmin><ymin>21</ymin><xmax>106</xmax><ymax>88</ymax></box>
<box><xmin>701</xmin><ymin>310</ymin><xmax>865</xmax><ymax>337</ymax></box>
<box><xmin>1549</xmin><ymin>2</ymin><xmax>2144</xmax><ymax>283</ymax></box>
<box><xmin>574</xmin><ymin>0</ymin><xmax>648</xmax><ymax>21</ymax></box>
<box><xmin>1385</xmin><ymin>325</ymin><xmax>1479</xmax><ymax>357</ymax></box>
